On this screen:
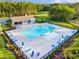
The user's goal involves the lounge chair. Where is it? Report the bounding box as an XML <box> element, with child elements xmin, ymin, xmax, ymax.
<box><xmin>11</xmin><ymin>40</ymin><xmax>14</xmax><ymax>43</ymax></box>
<box><xmin>64</xmin><ymin>35</ymin><xmax>69</xmax><ymax>40</ymax></box>
<box><xmin>12</xmin><ymin>38</ymin><xmax>17</xmax><ymax>42</ymax></box>
<box><xmin>25</xmin><ymin>49</ymin><xmax>31</xmax><ymax>53</ymax></box>
<box><xmin>51</xmin><ymin>44</ymin><xmax>55</xmax><ymax>50</ymax></box>
<box><xmin>57</xmin><ymin>41</ymin><xmax>60</xmax><ymax>44</ymax></box>
<box><xmin>72</xmin><ymin>30</ymin><xmax>75</xmax><ymax>33</ymax></box>
<box><xmin>31</xmin><ymin>51</ymin><xmax>34</xmax><ymax>57</ymax></box>
<box><xmin>10</xmin><ymin>34</ymin><xmax>14</xmax><ymax>37</ymax></box>
<box><xmin>52</xmin><ymin>44</ymin><xmax>55</xmax><ymax>47</ymax></box>
<box><xmin>22</xmin><ymin>41</ymin><xmax>24</xmax><ymax>46</ymax></box>
<box><xmin>37</xmin><ymin>52</ymin><xmax>40</xmax><ymax>57</ymax></box>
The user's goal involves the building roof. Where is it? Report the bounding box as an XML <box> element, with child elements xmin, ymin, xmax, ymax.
<box><xmin>11</xmin><ymin>16</ymin><xmax>35</xmax><ymax>22</ymax></box>
<box><xmin>0</xmin><ymin>18</ymin><xmax>7</xmax><ymax>24</ymax></box>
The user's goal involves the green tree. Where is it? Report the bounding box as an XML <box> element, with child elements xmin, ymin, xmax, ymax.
<box><xmin>49</xmin><ymin>4</ymin><xmax>76</xmax><ymax>21</ymax></box>
<box><xmin>0</xmin><ymin>2</ymin><xmax>51</xmax><ymax>17</ymax></box>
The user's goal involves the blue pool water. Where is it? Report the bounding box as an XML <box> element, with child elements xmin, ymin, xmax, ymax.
<box><xmin>21</xmin><ymin>26</ymin><xmax>55</xmax><ymax>39</ymax></box>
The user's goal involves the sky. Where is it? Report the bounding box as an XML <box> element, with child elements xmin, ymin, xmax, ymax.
<box><xmin>0</xmin><ymin>0</ymin><xmax>79</xmax><ymax>4</ymax></box>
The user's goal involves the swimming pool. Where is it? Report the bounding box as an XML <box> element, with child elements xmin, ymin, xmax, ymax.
<box><xmin>6</xmin><ymin>23</ymin><xmax>77</xmax><ymax>59</ymax></box>
<box><xmin>21</xmin><ymin>26</ymin><xmax>55</xmax><ymax>39</ymax></box>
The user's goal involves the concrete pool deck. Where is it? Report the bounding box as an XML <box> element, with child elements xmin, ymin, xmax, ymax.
<box><xmin>6</xmin><ymin>23</ymin><xmax>77</xmax><ymax>59</ymax></box>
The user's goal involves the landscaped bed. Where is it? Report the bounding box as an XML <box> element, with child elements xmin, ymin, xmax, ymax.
<box><xmin>0</xmin><ymin>36</ymin><xmax>16</xmax><ymax>59</ymax></box>
<box><xmin>63</xmin><ymin>36</ymin><xmax>79</xmax><ymax>59</ymax></box>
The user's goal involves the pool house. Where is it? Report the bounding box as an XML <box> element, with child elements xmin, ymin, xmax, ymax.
<box><xmin>10</xmin><ymin>16</ymin><xmax>35</xmax><ymax>28</ymax></box>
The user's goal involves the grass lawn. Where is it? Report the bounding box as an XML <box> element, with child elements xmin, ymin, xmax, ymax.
<box><xmin>31</xmin><ymin>11</ymin><xmax>49</xmax><ymax>15</ymax></box>
<box><xmin>0</xmin><ymin>36</ymin><xmax>5</xmax><ymax>48</ymax></box>
<box><xmin>36</xmin><ymin>16</ymin><xmax>79</xmax><ymax>29</ymax></box>
<box><xmin>71</xmin><ymin>37</ymin><xmax>79</xmax><ymax>47</ymax></box>
<box><xmin>0</xmin><ymin>36</ymin><xmax>16</xmax><ymax>59</ymax></box>
<box><xmin>50</xmin><ymin>21</ymin><xmax>77</xmax><ymax>28</ymax></box>
<box><xmin>0</xmin><ymin>25</ymin><xmax>10</xmax><ymax>31</ymax></box>
<box><xmin>0</xmin><ymin>48</ymin><xmax>16</xmax><ymax>59</ymax></box>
